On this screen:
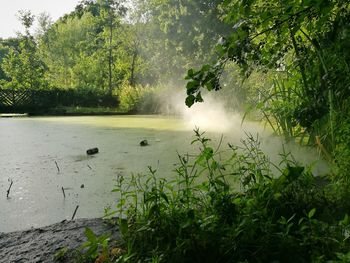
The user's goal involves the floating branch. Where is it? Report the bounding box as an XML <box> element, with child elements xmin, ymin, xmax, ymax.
<box><xmin>71</xmin><ymin>205</ymin><xmax>79</xmax><ymax>220</ymax></box>
<box><xmin>55</xmin><ymin>161</ymin><xmax>60</xmax><ymax>173</ymax></box>
<box><xmin>61</xmin><ymin>187</ymin><xmax>66</xmax><ymax>198</ymax></box>
<box><xmin>6</xmin><ymin>179</ymin><xmax>13</xmax><ymax>198</ymax></box>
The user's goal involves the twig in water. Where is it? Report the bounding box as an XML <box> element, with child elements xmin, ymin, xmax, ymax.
<box><xmin>87</xmin><ymin>165</ymin><xmax>92</xmax><ymax>170</ymax></box>
<box><xmin>6</xmin><ymin>179</ymin><xmax>13</xmax><ymax>198</ymax></box>
<box><xmin>55</xmin><ymin>161</ymin><xmax>60</xmax><ymax>173</ymax></box>
<box><xmin>61</xmin><ymin>187</ymin><xmax>66</xmax><ymax>198</ymax></box>
<box><xmin>71</xmin><ymin>205</ymin><xmax>79</xmax><ymax>220</ymax></box>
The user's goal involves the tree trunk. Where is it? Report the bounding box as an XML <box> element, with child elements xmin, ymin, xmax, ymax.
<box><xmin>108</xmin><ymin>23</ymin><xmax>113</xmax><ymax>94</ymax></box>
<box><xmin>108</xmin><ymin>10</ymin><xmax>113</xmax><ymax>95</ymax></box>
<box><xmin>129</xmin><ymin>45</ymin><xmax>137</xmax><ymax>87</ymax></box>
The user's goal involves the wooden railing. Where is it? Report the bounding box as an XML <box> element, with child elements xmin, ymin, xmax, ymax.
<box><xmin>0</xmin><ymin>89</ymin><xmax>32</xmax><ymax>107</ymax></box>
<box><xmin>0</xmin><ymin>89</ymin><xmax>55</xmax><ymax>113</ymax></box>
<box><xmin>0</xmin><ymin>88</ymin><xmax>118</xmax><ymax>113</ymax></box>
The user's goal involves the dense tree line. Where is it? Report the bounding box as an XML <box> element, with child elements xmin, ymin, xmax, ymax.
<box><xmin>1</xmin><ymin>0</ymin><xmax>350</xmax><ymax>167</ymax></box>
<box><xmin>0</xmin><ymin>0</ymin><xmax>228</xmax><ymax>93</ymax></box>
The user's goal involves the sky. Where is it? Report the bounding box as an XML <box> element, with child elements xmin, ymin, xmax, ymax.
<box><xmin>0</xmin><ymin>0</ymin><xmax>81</xmax><ymax>39</ymax></box>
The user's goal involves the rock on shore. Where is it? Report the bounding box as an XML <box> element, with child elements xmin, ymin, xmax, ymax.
<box><xmin>0</xmin><ymin>218</ymin><xmax>120</xmax><ymax>263</ymax></box>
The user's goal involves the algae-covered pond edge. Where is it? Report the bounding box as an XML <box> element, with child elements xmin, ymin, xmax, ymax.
<box><xmin>0</xmin><ymin>115</ymin><xmax>328</xmax><ymax>233</ymax></box>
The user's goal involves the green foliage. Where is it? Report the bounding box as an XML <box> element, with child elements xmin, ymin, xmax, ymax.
<box><xmin>117</xmin><ymin>84</ymin><xmax>163</xmax><ymax>113</ymax></box>
<box><xmin>108</xmin><ymin>130</ymin><xmax>350</xmax><ymax>262</ymax></box>
<box><xmin>39</xmin><ymin>12</ymin><xmax>105</xmax><ymax>90</ymax></box>
<box><xmin>0</xmin><ymin>42</ymin><xmax>10</xmax><ymax>82</ymax></box>
<box><xmin>243</xmin><ymin>74</ymin><xmax>306</xmax><ymax>141</ymax></box>
<box><xmin>2</xmin><ymin>40</ymin><xmax>48</xmax><ymax>90</ymax></box>
<box><xmin>334</xmin><ymin>99</ymin><xmax>350</xmax><ymax>178</ymax></box>
<box><xmin>80</xmin><ymin>227</ymin><xmax>111</xmax><ymax>261</ymax></box>
<box><xmin>53</xmin><ymin>247</ymin><xmax>69</xmax><ymax>262</ymax></box>
<box><xmin>36</xmin><ymin>1</ymin><xmax>137</xmax><ymax>93</ymax></box>
<box><xmin>132</xmin><ymin>0</ymin><xmax>231</xmax><ymax>84</ymax></box>
<box><xmin>184</xmin><ymin>0</ymin><xmax>350</xmax><ymax>161</ymax></box>
<box><xmin>1</xmin><ymin>11</ymin><xmax>48</xmax><ymax>90</ymax></box>
<box><xmin>117</xmin><ymin>84</ymin><xmax>147</xmax><ymax>113</ymax></box>
<box><xmin>0</xmin><ymin>0</ymin><xmax>235</xmax><ymax>104</ymax></box>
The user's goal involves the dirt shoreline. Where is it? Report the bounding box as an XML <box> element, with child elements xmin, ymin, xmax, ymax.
<box><xmin>0</xmin><ymin>218</ymin><xmax>120</xmax><ymax>263</ymax></box>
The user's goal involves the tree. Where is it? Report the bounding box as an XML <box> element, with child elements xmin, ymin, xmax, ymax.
<box><xmin>131</xmin><ymin>0</ymin><xmax>231</xmax><ymax>84</ymax></box>
<box><xmin>99</xmin><ymin>0</ymin><xmax>125</xmax><ymax>94</ymax></box>
<box><xmin>2</xmin><ymin>11</ymin><xmax>48</xmax><ymax>90</ymax></box>
<box><xmin>0</xmin><ymin>41</ymin><xmax>11</xmax><ymax>83</ymax></box>
<box><xmin>35</xmin><ymin>12</ymin><xmax>53</xmax><ymax>42</ymax></box>
<box><xmin>38</xmin><ymin>1</ymin><xmax>132</xmax><ymax>93</ymax></box>
<box><xmin>77</xmin><ymin>0</ymin><xmax>128</xmax><ymax>92</ymax></box>
<box><xmin>185</xmin><ymin>0</ymin><xmax>350</xmax><ymax>153</ymax></box>
<box><xmin>39</xmin><ymin>11</ymin><xmax>101</xmax><ymax>89</ymax></box>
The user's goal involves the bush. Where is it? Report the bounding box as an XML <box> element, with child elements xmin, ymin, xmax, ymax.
<box><xmin>116</xmin><ymin>84</ymin><xmax>141</xmax><ymax>113</ymax></box>
<box><xmin>97</xmin><ymin>130</ymin><xmax>350</xmax><ymax>263</ymax></box>
<box><xmin>56</xmin><ymin>88</ymin><xmax>118</xmax><ymax>107</ymax></box>
<box><xmin>334</xmin><ymin>99</ymin><xmax>350</xmax><ymax>179</ymax></box>
<box><xmin>117</xmin><ymin>84</ymin><xmax>162</xmax><ymax>113</ymax></box>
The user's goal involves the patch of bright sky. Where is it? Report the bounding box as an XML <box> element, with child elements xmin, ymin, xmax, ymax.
<box><xmin>0</xmin><ymin>0</ymin><xmax>81</xmax><ymax>39</ymax></box>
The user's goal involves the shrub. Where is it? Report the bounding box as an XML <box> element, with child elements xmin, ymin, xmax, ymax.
<box><xmin>117</xmin><ymin>84</ymin><xmax>162</xmax><ymax>114</ymax></box>
<box><xmin>98</xmin><ymin>130</ymin><xmax>350</xmax><ymax>263</ymax></box>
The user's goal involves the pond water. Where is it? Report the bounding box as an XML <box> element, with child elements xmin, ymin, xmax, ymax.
<box><xmin>0</xmin><ymin>115</ymin><xmax>327</xmax><ymax>232</ymax></box>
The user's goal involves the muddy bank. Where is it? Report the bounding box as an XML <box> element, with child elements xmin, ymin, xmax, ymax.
<box><xmin>0</xmin><ymin>218</ymin><xmax>121</xmax><ymax>263</ymax></box>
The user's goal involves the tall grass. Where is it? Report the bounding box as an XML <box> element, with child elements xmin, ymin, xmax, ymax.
<box><xmin>78</xmin><ymin>129</ymin><xmax>350</xmax><ymax>263</ymax></box>
<box><xmin>244</xmin><ymin>75</ymin><xmax>306</xmax><ymax>142</ymax></box>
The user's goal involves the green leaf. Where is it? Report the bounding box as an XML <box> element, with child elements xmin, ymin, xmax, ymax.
<box><xmin>284</xmin><ymin>165</ymin><xmax>304</xmax><ymax>181</ymax></box>
<box><xmin>201</xmin><ymin>64</ymin><xmax>211</xmax><ymax>71</ymax></box>
<box><xmin>214</xmin><ymin>178</ymin><xmax>228</xmax><ymax>188</ymax></box>
<box><xmin>203</xmin><ymin>147</ymin><xmax>214</xmax><ymax>160</ymax></box>
<box><xmin>119</xmin><ymin>218</ymin><xmax>128</xmax><ymax>235</ymax></box>
<box><xmin>273</xmin><ymin>192</ymin><xmax>282</xmax><ymax>200</ymax></box>
<box><xmin>308</xmin><ymin>208</ymin><xmax>316</xmax><ymax>219</ymax></box>
<box><xmin>160</xmin><ymin>192</ymin><xmax>169</xmax><ymax>203</ymax></box>
<box><xmin>86</xmin><ymin>244</ymin><xmax>98</xmax><ymax>258</ymax></box>
<box><xmin>181</xmin><ymin>219</ymin><xmax>192</xmax><ymax>229</ymax></box>
<box><xmin>195</xmin><ymin>92</ymin><xmax>204</xmax><ymax>102</ymax></box>
<box><xmin>185</xmin><ymin>95</ymin><xmax>196</xmax><ymax>107</ymax></box>
<box><xmin>187</xmin><ymin>68</ymin><xmax>194</xmax><ymax>78</ymax></box>
<box><xmin>211</xmin><ymin>160</ymin><xmax>218</xmax><ymax>170</ymax></box>
<box><xmin>186</xmin><ymin>80</ymin><xmax>199</xmax><ymax>95</ymax></box>
<box><xmin>340</xmin><ymin>214</ymin><xmax>349</xmax><ymax>226</ymax></box>
<box><xmin>205</xmin><ymin>80</ymin><xmax>214</xmax><ymax>91</ymax></box>
<box><xmin>85</xmin><ymin>227</ymin><xmax>97</xmax><ymax>243</ymax></box>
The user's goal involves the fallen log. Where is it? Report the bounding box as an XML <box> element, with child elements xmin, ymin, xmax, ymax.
<box><xmin>87</xmin><ymin>148</ymin><xmax>99</xmax><ymax>155</ymax></box>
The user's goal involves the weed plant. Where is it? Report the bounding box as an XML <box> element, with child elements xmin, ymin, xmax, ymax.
<box><xmin>82</xmin><ymin>129</ymin><xmax>350</xmax><ymax>263</ymax></box>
